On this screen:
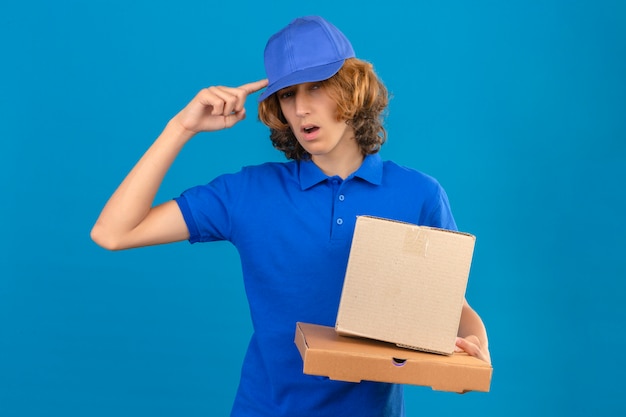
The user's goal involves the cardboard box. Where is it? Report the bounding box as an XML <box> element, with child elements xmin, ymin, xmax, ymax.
<box><xmin>335</xmin><ymin>216</ymin><xmax>476</xmax><ymax>355</ymax></box>
<box><xmin>295</xmin><ymin>322</ymin><xmax>492</xmax><ymax>392</ymax></box>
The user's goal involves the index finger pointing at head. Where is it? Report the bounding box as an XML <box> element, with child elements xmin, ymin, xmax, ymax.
<box><xmin>239</xmin><ymin>79</ymin><xmax>269</xmax><ymax>95</ymax></box>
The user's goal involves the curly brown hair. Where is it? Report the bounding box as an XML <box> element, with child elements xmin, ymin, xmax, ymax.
<box><xmin>257</xmin><ymin>58</ymin><xmax>389</xmax><ymax>160</ymax></box>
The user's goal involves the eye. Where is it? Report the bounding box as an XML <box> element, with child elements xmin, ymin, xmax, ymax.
<box><xmin>278</xmin><ymin>90</ymin><xmax>294</xmax><ymax>100</ymax></box>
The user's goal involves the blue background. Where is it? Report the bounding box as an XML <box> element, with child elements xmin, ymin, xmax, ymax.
<box><xmin>1</xmin><ymin>1</ymin><xmax>625</xmax><ymax>416</ymax></box>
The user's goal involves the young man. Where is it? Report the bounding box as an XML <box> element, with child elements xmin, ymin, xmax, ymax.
<box><xmin>92</xmin><ymin>15</ymin><xmax>490</xmax><ymax>417</ymax></box>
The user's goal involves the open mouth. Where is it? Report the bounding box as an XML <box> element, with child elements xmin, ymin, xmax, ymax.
<box><xmin>302</xmin><ymin>125</ymin><xmax>319</xmax><ymax>134</ymax></box>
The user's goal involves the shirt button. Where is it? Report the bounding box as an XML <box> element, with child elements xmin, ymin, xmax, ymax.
<box><xmin>336</xmin><ymin>218</ymin><xmax>343</xmax><ymax>225</ymax></box>
<box><xmin>338</xmin><ymin>194</ymin><xmax>345</xmax><ymax>201</ymax></box>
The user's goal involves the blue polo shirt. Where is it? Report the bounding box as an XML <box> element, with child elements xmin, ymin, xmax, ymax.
<box><xmin>175</xmin><ymin>153</ymin><xmax>457</xmax><ymax>417</ymax></box>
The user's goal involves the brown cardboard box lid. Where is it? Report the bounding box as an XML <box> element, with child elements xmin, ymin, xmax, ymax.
<box><xmin>295</xmin><ymin>322</ymin><xmax>492</xmax><ymax>393</ymax></box>
<box><xmin>336</xmin><ymin>215</ymin><xmax>476</xmax><ymax>355</ymax></box>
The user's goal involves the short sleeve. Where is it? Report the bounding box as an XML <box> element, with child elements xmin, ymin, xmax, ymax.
<box><xmin>174</xmin><ymin>173</ymin><xmax>242</xmax><ymax>243</ymax></box>
<box><xmin>425</xmin><ymin>184</ymin><xmax>458</xmax><ymax>231</ymax></box>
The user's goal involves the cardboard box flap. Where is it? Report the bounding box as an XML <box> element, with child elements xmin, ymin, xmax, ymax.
<box><xmin>295</xmin><ymin>322</ymin><xmax>492</xmax><ymax>393</ymax></box>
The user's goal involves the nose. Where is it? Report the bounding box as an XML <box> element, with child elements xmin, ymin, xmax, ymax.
<box><xmin>294</xmin><ymin>91</ymin><xmax>311</xmax><ymax>117</ymax></box>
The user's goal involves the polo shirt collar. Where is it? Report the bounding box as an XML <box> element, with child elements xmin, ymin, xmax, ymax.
<box><xmin>299</xmin><ymin>154</ymin><xmax>383</xmax><ymax>190</ymax></box>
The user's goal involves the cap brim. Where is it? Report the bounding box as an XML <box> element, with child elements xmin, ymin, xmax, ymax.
<box><xmin>258</xmin><ymin>60</ymin><xmax>345</xmax><ymax>102</ymax></box>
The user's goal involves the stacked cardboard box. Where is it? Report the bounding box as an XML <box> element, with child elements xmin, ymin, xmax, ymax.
<box><xmin>295</xmin><ymin>216</ymin><xmax>492</xmax><ymax>393</ymax></box>
<box><xmin>295</xmin><ymin>322</ymin><xmax>492</xmax><ymax>393</ymax></box>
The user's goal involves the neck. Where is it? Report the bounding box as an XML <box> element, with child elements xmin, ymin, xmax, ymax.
<box><xmin>311</xmin><ymin>148</ymin><xmax>364</xmax><ymax>179</ymax></box>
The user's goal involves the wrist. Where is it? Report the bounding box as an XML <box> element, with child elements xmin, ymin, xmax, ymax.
<box><xmin>164</xmin><ymin>117</ymin><xmax>197</xmax><ymax>145</ymax></box>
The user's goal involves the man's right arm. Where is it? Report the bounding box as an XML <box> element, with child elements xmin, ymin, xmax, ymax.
<box><xmin>90</xmin><ymin>79</ymin><xmax>269</xmax><ymax>250</ymax></box>
<box><xmin>90</xmin><ymin>120</ymin><xmax>193</xmax><ymax>250</ymax></box>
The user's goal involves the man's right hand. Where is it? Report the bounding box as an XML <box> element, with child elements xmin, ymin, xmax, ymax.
<box><xmin>173</xmin><ymin>79</ymin><xmax>269</xmax><ymax>134</ymax></box>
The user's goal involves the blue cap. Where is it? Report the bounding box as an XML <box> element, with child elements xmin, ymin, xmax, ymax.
<box><xmin>258</xmin><ymin>16</ymin><xmax>355</xmax><ymax>102</ymax></box>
